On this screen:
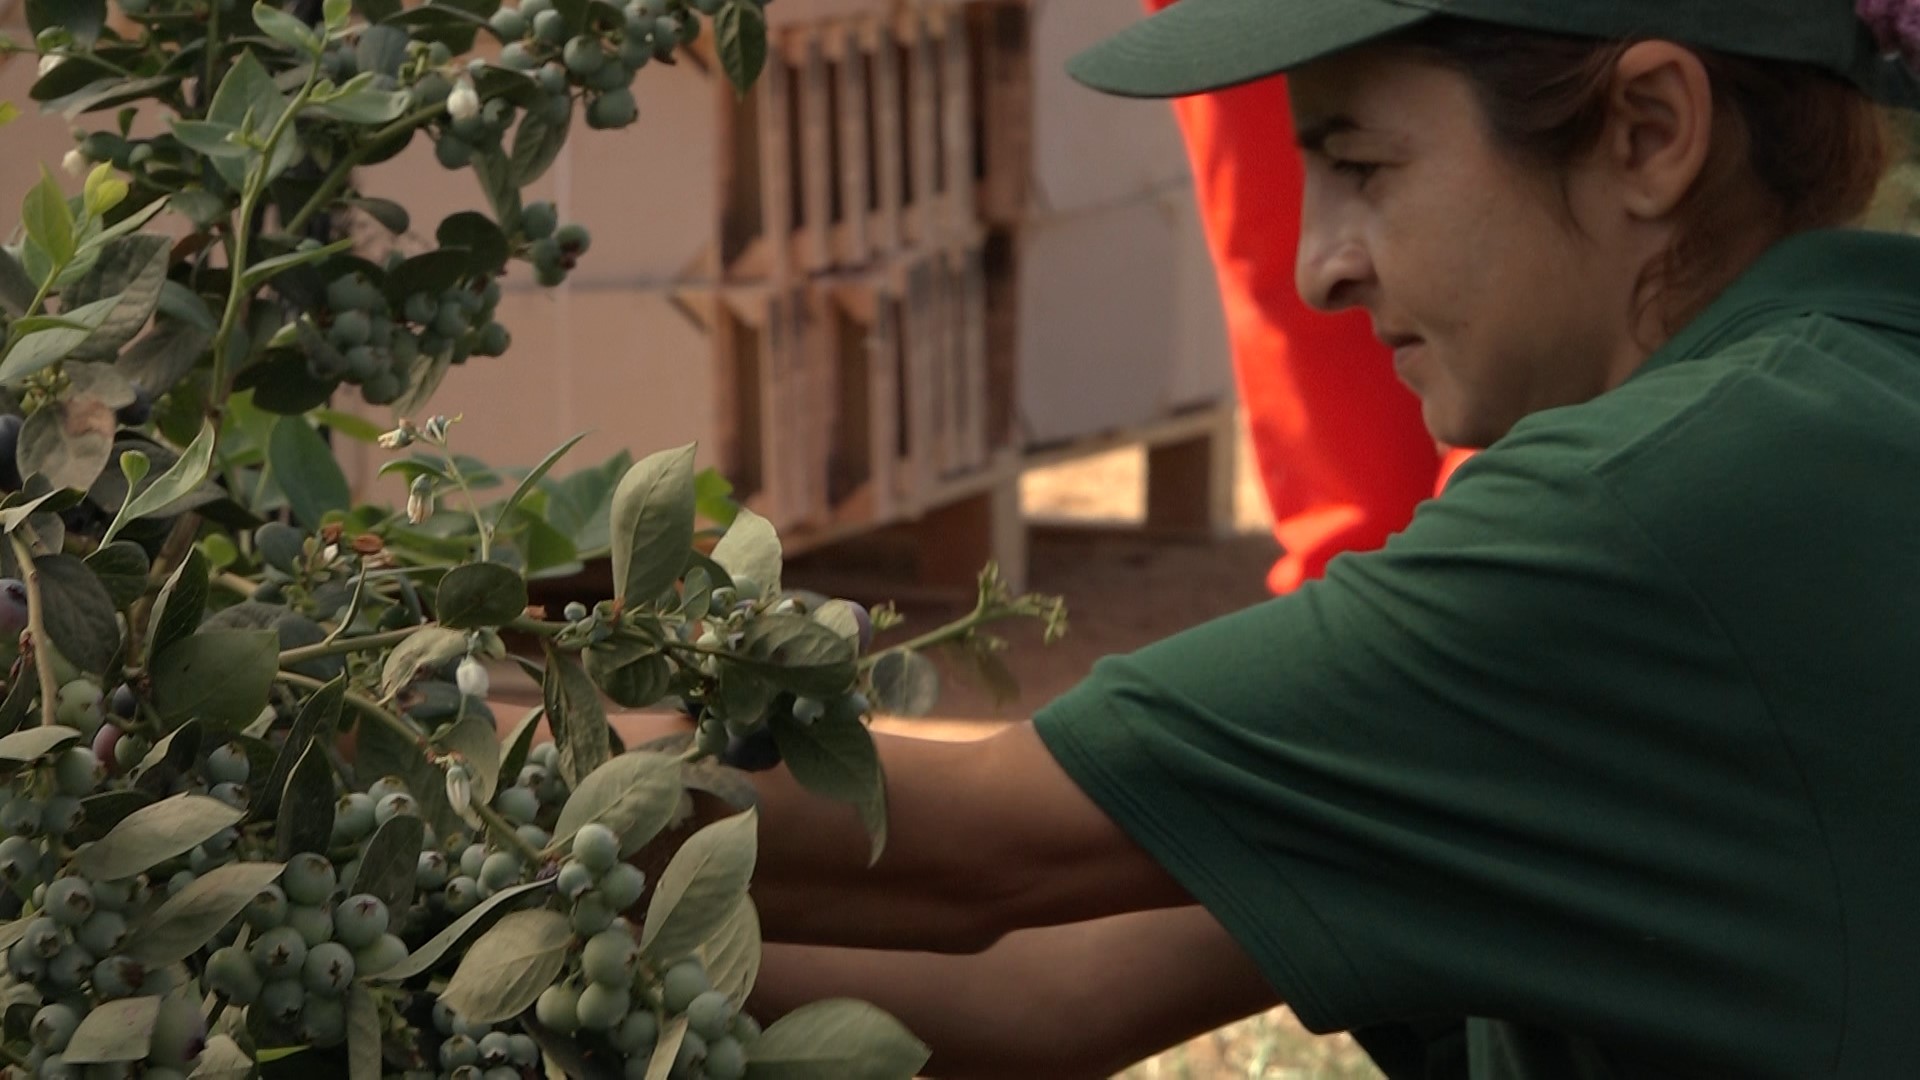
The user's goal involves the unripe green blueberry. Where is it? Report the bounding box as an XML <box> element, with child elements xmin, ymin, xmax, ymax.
<box><xmin>209</xmin><ymin>782</ymin><xmax>249</xmax><ymax>810</ymax></box>
<box><xmin>332</xmin><ymin>793</ymin><xmax>376</xmax><ymax>843</ymax></box>
<box><xmin>609</xmin><ymin>1008</ymin><xmax>658</xmax><ymax>1054</ymax></box>
<box><xmin>325</xmin><ymin>275</ymin><xmax>367</xmax><ymax>313</ymax></box>
<box><xmin>672</xmin><ymin>1030</ymin><xmax>708</xmax><ymax>1075</ymax></box>
<box><xmin>677</xmin><ymin>11</ymin><xmax>699</xmax><ymax>44</ymax></box>
<box><xmin>90</xmin><ymin>954</ymin><xmax>144</xmax><ymax>999</ymax></box>
<box><xmin>522</xmin><ymin>201</ymin><xmax>558</xmax><ymax>240</ymax></box>
<box><xmin>703</xmin><ymin>1036</ymin><xmax>746</xmax><ymax>1080</ymax></box>
<box><xmin>574</xmin><ymin>981</ymin><xmax>629</xmax><ymax>1030</ymax></box>
<box><xmin>204</xmin><ymin>945</ymin><xmax>260</xmax><ymax>1004</ymax></box>
<box><xmin>417</xmin><ymin>850</ymin><xmax>450</xmax><ymax>891</ymax></box>
<box><xmin>515</xmin><ymin>824</ymin><xmax>550</xmax><ymax>850</ymax></box>
<box><xmin>333</xmin><ymin>894</ymin><xmax>389</xmax><ymax>950</ymax></box>
<box><xmin>440</xmin><ymin>1034</ymin><xmax>479</xmax><ymax>1069</ymax></box>
<box><xmin>283</xmin><ymin>853</ymin><xmax>336</xmax><ymax>906</ymax></box>
<box><xmin>684</xmin><ymin>990</ymin><xmax>732</xmax><ymax>1041</ymax></box>
<box><xmin>55</xmin><ymin>681</ymin><xmax>104</xmax><ymax>738</ymax></box>
<box><xmin>167</xmin><ymin>870</ymin><xmax>196</xmax><ymax>896</ymax></box>
<box><xmin>259</xmin><ymin>977</ymin><xmax>306</xmax><ymax>1026</ymax></box>
<box><xmin>287</xmin><ymin>903</ymin><xmax>333</xmax><ymax>948</ymax></box>
<box><xmin>534</xmin><ymin>61</ymin><xmax>568</xmax><ymax>95</ymax></box>
<box><xmin>30</xmin><ymin>1004</ymin><xmax>79</xmax><ymax>1052</ymax></box>
<box><xmin>301</xmin><ymin>994</ymin><xmax>346</xmax><ymax>1046</ymax></box>
<box><xmin>556</xmin><ymin>859</ymin><xmax>594</xmax><ymax>901</ymax></box>
<box><xmin>533</xmin><ymin>8</ymin><xmax>567</xmax><ymax>45</ymax></box>
<box><xmin>45</xmin><ymin>876</ymin><xmax>93</xmax><ymax>926</ymax></box>
<box><xmin>572</xmin><ymin>823</ymin><xmax>618</xmax><ymax>872</ymax></box>
<box><xmin>369</xmin><ymin>776</ymin><xmax>411</xmax><ymax>804</ymax></box>
<box><xmin>7</xmin><ymin>937</ymin><xmax>45</xmax><ymax>980</ymax></box>
<box><xmin>91</xmin><ymin>877</ymin><xmax>138</xmax><ymax>912</ymax></box>
<box><xmin>489</xmin><ymin>7</ymin><xmax>527</xmax><ymax>39</ymax></box>
<box><xmin>374</xmin><ymin>792</ymin><xmax>418</xmax><ymax>827</ymax></box>
<box><xmin>303</xmin><ymin>941</ymin><xmax>355</xmax><ymax>995</ymax></box>
<box><xmin>245</xmin><ymin>884</ymin><xmax>288</xmax><ymax>930</ymax></box>
<box><xmin>432</xmin><ymin>300</ymin><xmax>468</xmax><ymax>339</ymax></box>
<box><xmin>570</xmin><ymin>891</ymin><xmax>615</xmax><ymax>936</ymax></box>
<box><xmin>474</xmin><ymin>322</ymin><xmax>511</xmax><ymax>357</ymax></box>
<box><xmin>534</xmin><ymin>982</ymin><xmax>580</xmax><ymax>1033</ymax></box>
<box><xmin>618</xmin><ymin>32</ymin><xmax>652</xmax><ymax>69</ymax></box>
<box><xmin>77</xmin><ymin>910</ymin><xmax>126</xmax><ymax>956</ymax></box>
<box><xmin>46</xmin><ymin>944</ymin><xmax>94</xmax><ymax>989</ymax></box>
<box><xmin>428</xmin><ymin>41</ymin><xmax>454</xmax><ymax>64</ymax></box>
<box><xmin>598</xmin><ymin>862</ymin><xmax>647</xmax><ymax>910</ymax></box>
<box><xmin>478</xmin><ymin>852</ymin><xmax>521</xmax><ymax>894</ymax></box>
<box><xmin>402</xmin><ymin>292</ymin><xmax>439</xmax><ymax>326</ymax></box>
<box><xmin>586</xmin><ymin>58</ymin><xmax>630</xmax><ymax>92</ymax></box>
<box><xmin>555</xmin><ymin>222</ymin><xmax>591</xmax><ymax>255</ymax></box>
<box><xmin>652</xmin><ymin>15</ymin><xmax>679</xmax><ymax>55</ymax></box>
<box><xmin>0</xmin><ymin>797</ymin><xmax>40</xmax><ymax>837</ymax></box>
<box><xmin>520</xmin><ymin>0</ymin><xmax>552</xmax><ymax>15</ymax></box>
<box><xmin>52</xmin><ymin>747</ymin><xmax>101</xmax><ymax>796</ymax></box>
<box><xmin>252</xmin><ymin>926</ymin><xmax>308</xmax><ymax>979</ymax></box>
<box><xmin>458</xmin><ymin>842</ymin><xmax>489</xmax><ymax>880</ymax></box>
<box><xmin>329</xmin><ymin>309</ymin><xmax>372</xmax><ymax>349</ymax></box>
<box><xmin>475</xmin><ymin>1031</ymin><xmax>512</xmax><ymax>1065</ymax></box>
<box><xmin>660</xmin><ymin>959</ymin><xmax>709</xmax><ymax>1014</ymax></box>
<box><xmin>147</xmin><ymin>994</ymin><xmax>206</xmax><ymax>1068</ymax></box>
<box><xmin>508</xmin><ymin>1033</ymin><xmax>538</xmax><ymax>1065</ymax></box>
<box><xmin>435</xmin><ymin>135</ymin><xmax>474</xmax><ymax>170</ymax></box>
<box><xmin>444</xmin><ymin>876</ymin><xmax>481</xmax><ymax>915</ymax></box>
<box><xmin>351</xmin><ymin>933</ymin><xmax>406</xmax><ymax>977</ymax></box>
<box><xmin>581</xmin><ymin>927</ymin><xmax>637</xmax><ymax>986</ymax></box>
<box><xmin>586</xmin><ymin>88</ymin><xmax>636</xmax><ymax>129</ymax></box>
<box><xmin>563</xmin><ymin>35</ymin><xmax>605</xmax><ymax>74</ymax></box>
<box><xmin>37</xmin><ymin>1054</ymin><xmax>76</xmax><ymax>1080</ymax></box>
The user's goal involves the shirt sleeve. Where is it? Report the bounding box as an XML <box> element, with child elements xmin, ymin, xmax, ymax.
<box><xmin>1030</xmin><ymin>428</ymin><xmax>1841</xmax><ymax>1062</ymax></box>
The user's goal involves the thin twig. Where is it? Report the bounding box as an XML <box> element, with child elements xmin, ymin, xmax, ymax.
<box><xmin>10</xmin><ymin>533</ymin><xmax>61</xmax><ymax>728</ymax></box>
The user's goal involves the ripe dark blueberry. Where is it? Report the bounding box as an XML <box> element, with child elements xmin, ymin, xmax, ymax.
<box><xmin>0</xmin><ymin>414</ymin><xmax>23</xmax><ymax>490</ymax></box>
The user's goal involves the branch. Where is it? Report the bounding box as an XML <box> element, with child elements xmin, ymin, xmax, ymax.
<box><xmin>10</xmin><ymin>533</ymin><xmax>61</xmax><ymax>728</ymax></box>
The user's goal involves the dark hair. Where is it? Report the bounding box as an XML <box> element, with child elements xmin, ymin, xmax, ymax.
<box><xmin>1389</xmin><ymin>17</ymin><xmax>1893</xmax><ymax>332</ymax></box>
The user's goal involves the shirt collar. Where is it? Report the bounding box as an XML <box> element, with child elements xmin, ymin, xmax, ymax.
<box><xmin>1633</xmin><ymin>228</ymin><xmax>1920</xmax><ymax>380</ymax></box>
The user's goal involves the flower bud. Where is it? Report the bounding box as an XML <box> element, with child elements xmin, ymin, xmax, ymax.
<box><xmin>407</xmin><ymin>475</ymin><xmax>435</xmax><ymax>525</ymax></box>
<box><xmin>456</xmin><ymin>657</ymin><xmax>489</xmax><ymax>700</ymax></box>
<box><xmin>38</xmin><ymin>55</ymin><xmax>63</xmax><ymax>78</ymax></box>
<box><xmin>377</xmin><ymin>421</ymin><xmax>417</xmax><ymax>449</ymax></box>
<box><xmin>444</xmin><ymin>763</ymin><xmax>472</xmax><ymax>817</ymax></box>
<box><xmin>61</xmin><ymin>149</ymin><xmax>87</xmax><ymax>178</ymax></box>
<box><xmin>446</xmin><ymin>79</ymin><xmax>480</xmax><ymax>122</ymax></box>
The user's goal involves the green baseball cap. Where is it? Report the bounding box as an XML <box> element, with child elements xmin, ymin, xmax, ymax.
<box><xmin>1068</xmin><ymin>0</ymin><xmax>1920</xmax><ymax>107</ymax></box>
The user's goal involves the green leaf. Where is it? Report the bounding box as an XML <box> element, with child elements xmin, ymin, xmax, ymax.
<box><xmin>869</xmin><ymin>651</ymin><xmax>939</xmax><ymax>718</ymax></box>
<box><xmin>345</xmin><ymin>196</ymin><xmax>409</xmax><ymax>235</ymax></box>
<box><xmin>541</xmin><ymin>641</ymin><xmax>609</xmax><ymax>788</ymax></box>
<box><xmin>372</xmin><ymin>878</ymin><xmax>552</xmax><ymax>981</ymax></box>
<box><xmin>639</xmin><ymin>809</ymin><xmax>758</xmax><ymax>963</ymax></box>
<box><xmin>103</xmin><ymin>419</ymin><xmax>217</xmax><ymax>546</ymax></box>
<box><xmin>744</xmin><ymin>999</ymin><xmax>930</xmax><ymax>1079</ymax></box>
<box><xmin>770</xmin><ymin>712</ymin><xmax>886</xmax><ymax>864</ymax></box>
<box><xmin>435</xmin><ymin>212</ymin><xmax>510</xmax><ymax>276</ymax></box>
<box><xmin>35</xmin><ymin>553</ymin><xmax>120</xmax><ymax>675</ymax></box>
<box><xmin>355</xmin><ymin>23</ymin><xmax>410</xmax><ymax>75</ymax></box>
<box><xmin>150</xmin><ymin>628</ymin><xmax>278</xmax><ymax>729</ymax></box>
<box><xmin>497</xmin><ymin>707</ymin><xmax>544</xmax><ymax>793</ymax></box>
<box><xmin>0</xmin><ymin>294</ymin><xmax>120</xmax><ymax>384</ymax></box>
<box><xmin>646</xmin><ymin>1017</ymin><xmax>688</xmax><ymax>1080</ymax></box>
<box><xmin>129</xmin><ymin>717</ymin><xmax>202</xmax><ymax>793</ymax></box>
<box><xmin>436</xmin><ymin>712</ymin><xmax>501</xmax><ymax>810</ymax></box>
<box><xmin>83</xmin><ymin>542</ymin><xmax>149</xmax><ymax>610</ymax></box>
<box><xmin>609</xmin><ymin>444</ymin><xmax>696</xmax><ymax>607</ymax></box>
<box><xmin>710</xmin><ymin>508</ymin><xmax>781</xmax><ymax>599</ymax></box>
<box><xmin>194</xmin><ymin>1035</ymin><xmax>253</xmax><ymax>1080</ymax></box>
<box><xmin>583</xmin><ymin>641</ymin><xmax>671</xmax><ymax>710</ymax></box>
<box><xmin>118</xmin><ymin>319</ymin><xmax>213</xmax><ymax>399</ymax></box>
<box><xmin>62</xmin><ymin>996</ymin><xmax>160</xmax><ymax>1065</ymax></box>
<box><xmin>251</xmin><ymin>674</ymin><xmax>343</xmax><ymax>822</ymax></box>
<box><xmin>324</xmin><ymin>0</ymin><xmax>351</xmax><ymax>28</ymax></box>
<box><xmin>544</xmin><ymin>751</ymin><xmax>681</xmax><ymax>858</ymax></box>
<box><xmin>18</xmin><ymin>395</ymin><xmax>114</xmax><ymax>492</ymax></box>
<box><xmin>22</xmin><ymin>168</ymin><xmax>74</xmax><ymax>267</ymax></box>
<box><xmin>737</xmin><ymin>615</ymin><xmax>857</xmax><ymax>699</ymax></box>
<box><xmin>31</xmin><ymin>0</ymin><xmax>109</xmax><ymax>47</ymax></box>
<box><xmin>64</xmin><ymin>233</ymin><xmax>171</xmax><ymax>361</ymax></box>
<box><xmin>383</xmin><ymin>248</ymin><xmax>470</xmax><ymax>308</ymax></box>
<box><xmin>438</xmin><ymin>908</ymin><xmax>571</xmax><ymax>1024</ymax></box>
<box><xmin>167</xmin><ymin>120</ymin><xmax>249</xmax><ymax>160</ymax></box>
<box><xmin>716</xmin><ymin>0</ymin><xmax>768</xmax><ymax>97</ymax></box>
<box><xmin>0</xmin><ymin>248</ymin><xmax>36</xmax><ymax>317</ymax></box>
<box><xmin>347</xmin><ymin>987</ymin><xmax>380</xmax><ymax>1080</ymax></box>
<box><xmin>347</xmin><ymin>813</ymin><xmax>423</xmax><ymax>915</ymax></box>
<box><xmin>0</xmin><ymin>726</ymin><xmax>80</xmax><ymax>764</ymax></box>
<box><xmin>275</xmin><ymin>739</ymin><xmax>336</xmax><ymax>858</ymax></box>
<box><xmin>74</xmin><ymin>790</ymin><xmax>156</xmax><ymax>842</ymax></box>
<box><xmin>144</xmin><ymin>547</ymin><xmax>207</xmax><ymax>665</ymax></box>
<box><xmin>268</xmin><ymin>416</ymin><xmax>350</xmax><ymax>529</ymax></box>
<box><xmin>253</xmin><ymin>1</ymin><xmax>323</xmax><ymax>51</ymax></box>
<box><xmin>492</xmin><ymin>431</ymin><xmax>585</xmax><ymax>538</ymax></box>
<box><xmin>314</xmin><ymin>408</ymin><xmax>387</xmax><ymax>444</ymax></box>
<box><xmin>695</xmin><ymin>467</ymin><xmax>739</xmax><ymax>527</ymax></box>
<box><xmin>379</xmin><ymin>626</ymin><xmax>467</xmax><ymax>700</ymax></box>
<box><xmin>238</xmin><ymin>236</ymin><xmax>354</xmax><ymax>291</ymax></box>
<box><xmin>698</xmin><ymin>895</ymin><xmax>761</xmax><ymax>1006</ymax></box>
<box><xmin>73</xmin><ymin>793</ymin><xmax>245</xmax><ymax>881</ymax></box>
<box><xmin>307</xmin><ymin>83</ymin><xmax>410</xmax><ymax>124</ymax></box>
<box><xmin>508</xmin><ymin>103</ymin><xmax>570</xmax><ymax>187</ymax></box>
<box><xmin>128</xmin><ymin>859</ymin><xmax>285</xmax><ymax>967</ymax></box>
<box><xmin>436</xmin><ymin>563</ymin><xmax>527</xmax><ymax>629</ymax></box>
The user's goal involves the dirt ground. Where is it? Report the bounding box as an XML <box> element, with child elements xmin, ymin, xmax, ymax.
<box><xmin>792</xmin><ymin>417</ymin><xmax>1380</xmax><ymax>1079</ymax></box>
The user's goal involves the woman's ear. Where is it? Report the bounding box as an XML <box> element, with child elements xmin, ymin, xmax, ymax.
<box><xmin>1602</xmin><ymin>41</ymin><xmax>1717</xmax><ymax>221</ymax></box>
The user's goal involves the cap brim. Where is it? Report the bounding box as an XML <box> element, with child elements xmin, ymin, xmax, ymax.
<box><xmin>1067</xmin><ymin>0</ymin><xmax>1436</xmax><ymax>99</ymax></box>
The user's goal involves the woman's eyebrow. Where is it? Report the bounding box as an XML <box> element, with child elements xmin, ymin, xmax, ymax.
<box><xmin>1295</xmin><ymin>115</ymin><xmax>1360</xmax><ymax>153</ymax></box>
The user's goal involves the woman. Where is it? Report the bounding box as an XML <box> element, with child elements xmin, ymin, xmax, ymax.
<box><xmin>649</xmin><ymin>2</ymin><xmax>1920</xmax><ymax>1076</ymax></box>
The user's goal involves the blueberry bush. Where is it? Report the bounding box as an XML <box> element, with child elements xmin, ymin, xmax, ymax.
<box><xmin>0</xmin><ymin>0</ymin><xmax>1067</xmax><ymax>1074</ymax></box>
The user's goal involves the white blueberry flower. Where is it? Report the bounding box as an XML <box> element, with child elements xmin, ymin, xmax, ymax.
<box><xmin>446</xmin><ymin>79</ymin><xmax>480</xmax><ymax>122</ymax></box>
<box><xmin>444</xmin><ymin>762</ymin><xmax>473</xmax><ymax>817</ymax></box>
<box><xmin>61</xmin><ymin>149</ymin><xmax>87</xmax><ymax>178</ymax></box>
<box><xmin>456</xmin><ymin>656</ymin><xmax>490</xmax><ymax>700</ymax></box>
<box><xmin>407</xmin><ymin>475</ymin><xmax>434</xmax><ymax>524</ymax></box>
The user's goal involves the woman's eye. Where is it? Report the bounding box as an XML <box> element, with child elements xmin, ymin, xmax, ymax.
<box><xmin>1331</xmin><ymin>160</ymin><xmax>1381</xmax><ymax>183</ymax></box>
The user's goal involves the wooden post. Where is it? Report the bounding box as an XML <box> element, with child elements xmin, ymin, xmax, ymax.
<box><xmin>1144</xmin><ymin>408</ymin><xmax>1238</xmax><ymax>538</ymax></box>
<box><xmin>914</xmin><ymin>474</ymin><xmax>1027</xmax><ymax>593</ymax></box>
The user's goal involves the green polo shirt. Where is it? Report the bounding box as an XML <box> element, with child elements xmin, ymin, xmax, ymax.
<box><xmin>1033</xmin><ymin>228</ymin><xmax>1920</xmax><ymax>1079</ymax></box>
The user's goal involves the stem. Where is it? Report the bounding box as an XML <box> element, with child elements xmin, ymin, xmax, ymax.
<box><xmin>473</xmin><ymin>796</ymin><xmax>542</xmax><ymax>865</ymax></box>
<box><xmin>0</xmin><ymin>1039</ymin><xmax>30</xmax><ymax>1069</ymax></box>
<box><xmin>437</xmin><ymin>448</ymin><xmax>491</xmax><ymax>563</ymax></box>
<box><xmin>208</xmin><ymin>65</ymin><xmax>322</xmax><ymax>400</ymax></box>
<box><xmin>279</xmin><ymin>625</ymin><xmax>423</xmax><ymax>667</ymax></box>
<box><xmin>212</xmin><ymin>571</ymin><xmax>256</xmax><ymax>597</ymax></box>
<box><xmin>10</xmin><ymin>534</ymin><xmax>62</xmax><ymax>728</ymax></box>
<box><xmin>284</xmin><ymin>105</ymin><xmax>449</xmax><ymax>234</ymax></box>
<box><xmin>276</xmin><ymin>669</ymin><xmax>424</xmax><ymax>750</ymax></box>
<box><xmin>860</xmin><ymin>603</ymin><xmax>1030</xmax><ymax>671</ymax></box>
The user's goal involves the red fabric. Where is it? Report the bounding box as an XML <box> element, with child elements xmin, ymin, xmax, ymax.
<box><xmin>1147</xmin><ymin>0</ymin><xmax>1461</xmax><ymax>592</ymax></box>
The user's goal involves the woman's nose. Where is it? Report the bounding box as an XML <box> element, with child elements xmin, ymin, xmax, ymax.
<box><xmin>1294</xmin><ymin>206</ymin><xmax>1371</xmax><ymax>314</ymax></box>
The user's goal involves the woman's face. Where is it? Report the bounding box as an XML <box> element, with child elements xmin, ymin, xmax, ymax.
<box><xmin>1290</xmin><ymin>48</ymin><xmax>1667</xmax><ymax>449</ymax></box>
